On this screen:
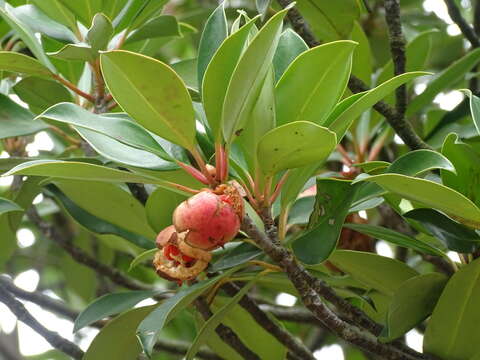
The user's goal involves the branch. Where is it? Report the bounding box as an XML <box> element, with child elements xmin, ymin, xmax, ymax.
<box><xmin>444</xmin><ymin>0</ymin><xmax>480</xmax><ymax>48</ymax></box>
<box><xmin>276</xmin><ymin>0</ymin><xmax>430</xmax><ymax>151</ymax></box>
<box><xmin>222</xmin><ymin>282</ymin><xmax>316</xmax><ymax>360</ymax></box>
<box><xmin>194</xmin><ymin>297</ymin><xmax>261</xmax><ymax>360</ymax></box>
<box><xmin>384</xmin><ymin>0</ymin><xmax>407</xmax><ymax>117</ymax></box>
<box><xmin>153</xmin><ymin>338</ymin><xmax>223</xmax><ymax>360</ymax></box>
<box><xmin>241</xmin><ymin>216</ymin><xmax>429</xmax><ymax>360</ymax></box>
<box><xmin>0</xmin><ymin>283</ymin><xmax>84</xmax><ymax>360</ymax></box>
<box><xmin>51</xmin><ymin>74</ymin><xmax>96</xmax><ymax>104</ymax></box>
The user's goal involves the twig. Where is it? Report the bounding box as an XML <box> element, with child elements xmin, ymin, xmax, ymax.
<box><xmin>153</xmin><ymin>338</ymin><xmax>223</xmax><ymax>360</ymax></box>
<box><xmin>194</xmin><ymin>296</ymin><xmax>261</xmax><ymax>360</ymax></box>
<box><xmin>384</xmin><ymin>0</ymin><xmax>408</xmax><ymax>117</ymax></box>
<box><xmin>444</xmin><ymin>0</ymin><xmax>480</xmax><ymax>48</ymax></box>
<box><xmin>51</xmin><ymin>74</ymin><xmax>96</xmax><ymax>103</ymax></box>
<box><xmin>276</xmin><ymin>0</ymin><xmax>430</xmax><ymax>151</ymax></box>
<box><xmin>258</xmin><ymin>304</ymin><xmax>323</xmax><ymax>325</ymax></box>
<box><xmin>222</xmin><ymin>282</ymin><xmax>316</xmax><ymax>360</ymax></box>
<box><xmin>0</xmin><ymin>283</ymin><xmax>84</xmax><ymax>360</ymax></box>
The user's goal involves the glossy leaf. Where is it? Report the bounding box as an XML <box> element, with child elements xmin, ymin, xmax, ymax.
<box><xmin>344</xmin><ymin>223</ymin><xmax>445</xmax><ymax>257</ymax></box>
<box><xmin>128</xmin><ymin>0</ymin><xmax>168</xmax><ymax>31</ymax></box>
<box><xmin>382</xmin><ymin>273</ymin><xmax>447</xmax><ymax>341</ymax></box>
<box><xmin>293</xmin><ymin>179</ymin><xmax>359</xmax><ymax>265</ymax></box>
<box><xmin>86</xmin><ymin>13</ymin><xmax>113</xmax><ymax>52</ymax></box>
<box><xmin>424</xmin><ymin>258</ymin><xmax>480</xmax><ymax>359</ymax></box>
<box><xmin>84</xmin><ymin>306</ymin><xmax>156</xmax><ymax>360</ymax></box>
<box><xmin>350</xmin><ymin>21</ymin><xmax>372</xmax><ymax>85</ymax></box>
<box><xmin>128</xmin><ymin>248</ymin><xmax>157</xmax><ymax>272</ymax></box>
<box><xmin>56</xmin><ymin>0</ymin><xmax>103</xmax><ymax>26</ymax></box>
<box><xmin>49</xmin><ymin>44</ymin><xmax>96</xmax><ymax>61</ymax></box>
<box><xmin>354</xmin><ymin>173</ymin><xmax>480</xmax><ymax>229</ymax></box>
<box><xmin>0</xmin><ymin>197</ymin><xmax>23</xmax><ymax>216</ymax></box>
<box><xmin>328</xmin><ymin>250</ymin><xmax>418</xmax><ymax>296</ymax></box>
<box><xmin>0</xmin><ymin>51</ymin><xmax>52</xmax><ymax>77</ymax></box>
<box><xmin>273</xmin><ymin>29</ymin><xmax>308</xmax><ymax>82</ymax></box>
<box><xmin>197</xmin><ymin>2</ymin><xmax>227</xmax><ymax>90</ymax></box>
<box><xmin>137</xmin><ymin>268</ymin><xmax>239</xmax><ymax>357</ymax></box>
<box><xmin>30</xmin><ymin>0</ymin><xmax>77</xmax><ymax>32</ymax></box>
<box><xmin>145</xmin><ymin>187</ymin><xmax>186</xmax><ymax>233</ymax></box>
<box><xmin>257</xmin><ymin>121</ymin><xmax>337</xmax><ymax>175</ymax></box>
<box><xmin>210</xmin><ymin>242</ymin><xmax>262</xmax><ymax>272</ymax></box>
<box><xmin>222</xmin><ymin>7</ymin><xmax>289</xmax><ymax>143</ymax></box>
<box><xmin>74</xmin><ymin>290</ymin><xmax>160</xmax><ymax>332</ymax></box>
<box><xmin>202</xmin><ymin>16</ymin><xmax>258</xmax><ymax>139</ymax></box>
<box><xmin>387</xmin><ymin>149</ymin><xmax>455</xmax><ymax>176</ymax></box>
<box><xmin>466</xmin><ymin>89</ymin><xmax>480</xmax><ymax>136</ymax></box>
<box><xmin>404</xmin><ymin>208</ymin><xmax>480</xmax><ymax>253</ymax></box>
<box><xmin>275</xmin><ymin>40</ymin><xmax>356</xmax><ymax>126</ymax></box>
<box><xmin>101</xmin><ymin>50</ymin><xmax>196</xmax><ymax>149</ymax></box>
<box><xmin>0</xmin><ymin>93</ymin><xmax>48</xmax><ymax>139</ymax></box>
<box><xmin>125</xmin><ymin>15</ymin><xmax>181</xmax><ymax>44</ymax></box>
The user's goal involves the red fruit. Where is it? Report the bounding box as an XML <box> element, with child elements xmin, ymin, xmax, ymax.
<box><xmin>156</xmin><ymin>225</ymin><xmax>176</xmax><ymax>249</ymax></box>
<box><xmin>173</xmin><ymin>189</ymin><xmax>241</xmax><ymax>250</ymax></box>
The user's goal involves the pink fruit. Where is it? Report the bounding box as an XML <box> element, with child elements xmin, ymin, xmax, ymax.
<box><xmin>155</xmin><ymin>225</ymin><xmax>176</xmax><ymax>248</ymax></box>
<box><xmin>173</xmin><ymin>189</ymin><xmax>241</xmax><ymax>250</ymax></box>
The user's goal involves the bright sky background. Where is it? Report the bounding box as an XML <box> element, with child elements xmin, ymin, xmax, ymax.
<box><xmin>0</xmin><ymin>1</ymin><xmax>469</xmax><ymax>359</ymax></box>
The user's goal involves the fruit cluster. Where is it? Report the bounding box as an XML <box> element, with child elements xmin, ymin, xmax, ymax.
<box><xmin>153</xmin><ymin>184</ymin><xmax>244</xmax><ymax>283</ymax></box>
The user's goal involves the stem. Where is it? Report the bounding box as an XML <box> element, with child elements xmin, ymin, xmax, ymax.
<box><xmin>262</xmin><ymin>176</ymin><xmax>273</xmax><ymax>206</ymax></box>
<box><xmin>164</xmin><ymin>181</ymin><xmax>201</xmax><ymax>195</ymax></box>
<box><xmin>278</xmin><ymin>205</ymin><xmax>290</xmax><ymax>241</ymax></box>
<box><xmin>48</xmin><ymin>125</ymin><xmax>81</xmax><ymax>146</ymax></box>
<box><xmin>336</xmin><ymin>144</ymin><xmax>354</xmax><ymax>165</ymax></box>
<box><xmin>51</xmin><ymin>74</ymin><xmax>96</xmax><ymax>103</ymax></box>
<box><xmin>190</xmin><ymin>147</ymin><xmax>216</xmax><ymax>186</ymax></box>
<box><xmin>177</xmin><ymin>161</ymin><xmax>210</xmax><ymax>185</ymax></box>
<box><xmin>269</xmin><ymin>171</ymin><xmax>290</xmax><ymax>205</ymax></box>
<box><xmin>215</xmin><ymin>142</ymin><xmax>224</xmax><ymax>183</ymax></box>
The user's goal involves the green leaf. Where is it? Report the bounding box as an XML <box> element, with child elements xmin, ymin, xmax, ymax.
<box><xmin>387</xmin><ymin>149</ymin><xmax>456</xmax><ymax>176</ymax></box>
<box><xmin>257</xmin><ymin>121</ymin><xmax>337</xmax><ymax>175</ymax></box>
<box><xmin>13</xmin><ymin>77</ymin><xmax>73</xmax><ymax>113</ymax></box>
<box><xmin>137</xmin><ymin>268</ymin><xmax>239</xmax><ymax>357</ymax></box>
<box><xmin>128</xmin><ymin>0</ymin><xmax>168</xmax><ymax>30</ymax></box>
<box><xmin>354</xmin><ymin>173</ymin><xmax>480</xmax><ymax>229</ymax></box>
<box><xmin>30</xmin><ymin>0</ymin><xmax>77</xmax><ymax>32</ymax></box>
<box><xmin>210</xmin><ymin>242</ymin><xmax>262</xmax><ymax>272</ymax></box>
<box><xmin>125</xmin><ymin>15</ymin><xmax>180</xmax><ymax>44</ymax></box>
<box><xmin>0</xmin><ymin>93</ymin><xmax>48</xmax><ymax>139</ymax></box>
<box><xmin>344</xmin><ymin>223</ymin><xmax>445</xmax><ymax>257</ymax></box>
<box><xmin>145</xmin><ymin>187</ymin><xmax>186</xmax><ymax>233</ymax></box>
<box><xmin>350</xmin><ymin>21</ymin><xmax>372</xmax><ymax>85</ymax></box>
<box><xmin>441</xmin><ymin>132</ymin><xmax>480</xmax><ymax>208</ymax></box>
<box><xmin>292</xmin><ymin>179</ymin><xmax>359</xmax><ymax>265</ymax></box>
<box><xmin>0</xmin><ymin>51</ymin><xmax>52</xmax><ymax>77</ymax></box>
<box><xmin>49</xmin><ymin>44</ymin><xmax>96</xmax><ymax>61</ymax></box>
<box><xmin>101</xmin><ymin>50</ymin><xmax>196</xmax><ymax>149</ymax></box>
<box><xmin>381</xmin><ymin>273</ymin><xmax>447</xmax><ymax>341</ymax></box>
<box><xmin>404</xmin><ymin>208</ymin><xmax>480</xmax><ymax>253</ymax></box>
<box><xmin>86</xmin><ymin>13</ymin><xmax>114</xmax><ymax>52</ymax></box>
<box><xmin>407</xmin><ymin>48</ymin><xmax>480</xmax><ymax>116</ymax></box>
<box><xmin>328</xmin><ymin>250</ymin><xmax>418</xmax><ymax>296</ymax></box>
<box><xmin>222</xmin><ymin>7</ymin><xmax>289</xmax><ymax>143</ymax></box>
<box><xmin>275</xmin><ymin>40</ymin><xmax>357</xmax><ymax>126</ymax></box>
<box><xmin>424</xmin><ymin>258</ymin><xmax>480</xmax><ymax>360</ymax></box>
<box><xmin>74</xmin><ymin>290</ymin><xmax>160</xmax><ymax>332</ymax></box>
<box><xmin>47</xmin><ymin>184</ymin><xmax>155</xmax><ymax>250</ymax></box>
<box><xmin>56</xmin><ymin>0</ymin><xmax>103</xmax><ymax>26</ymax></box>
<box><xmin>256</xmin><ymin>0</ymin><xmax>271</xmax><ymax>18</ymax></box>
<box><xmin>466</xmin><ymin>89</ymin><xmax>480</xmax><ymax>136</ymax></box>
<box><xmin>84</xmin><ymin>305</ymin><xmax>156</xmax><ymax>360</ymax></box>
<box><xmin>197</xmin><ymin>2</ymin><xmax>227</xmax><ymax>90</ymax></box>
<box><xmin>202</xmin><ymin>16</ymin><xmax>258</xmax><ymax>139</ymax></box>
<box><xmin>186</xmin><ymin>278</ymin><xmax>258</xmax><ymax>360</ymax></box>
<box><xmin>273</xmin><ymin>29</ymin><xmax>308</xmax><ymax>82</ymax></box>
<box><xmin>352</xmin><ymin>161</ymin><xmax>390</xmax><ymax>173</ymax></box>
<box><xmin>128</xmin><ymin>248</ymin><xmax>157</xmax><ymax>272</ymax></box>
<box><xmin>0</xmin><ymin>197</ymin><xmax>23</xmax><ymax>216</ymax></box>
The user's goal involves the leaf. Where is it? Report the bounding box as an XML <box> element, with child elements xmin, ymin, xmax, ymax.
<box><xmin>47</xmin><ymin>184</ymin><xmax>155</xmax><ymax>250</ymax></box>
<box><xmin>350</xmin><ymin>21</ymin><xmax>372</xmax><ymax>85</ymax></box>
<box><xmin>273</xmin><ymin>29</ymin><xmax>308</xmax><ymax>82</ymax></box>
<box><xmin>257</xmin><ymin>121</ymin><xmax>337</xmax><ymax>175</ymax></box>
<box><xmin>86</xmin><ymin>13</ymin><xmax>114</xmax><ymax>52</ymax></box>
<box><xmin>0</xmin><ymin>93</ymin><xmax>48</xmax><ymax>139</ymax></box>
<box><xmin>292</xmin><ymin>179</ymin><xmax>359</xmax><ymax>265</ymax></box>
<box><xmin>74</xmin><ymin>290</ymin><xmax>160</xmax><ymax>332</ymax></box>
<box><xmin>387</xmin><ymin>149</ymin><xmax>456</xmax><ymax>176</ymax></box>
<box><xmin>186</xmin><ymin>278</ymin><xmax>257</xmax><ymax>360</ymax></box>
<box><xmin>354</xmin><ymin>173</ymin><xmax>480</xmax><ymax>229</ymax></box>
<box><xmin>197</xmin><ymin>2</ymin><xmax>227</xmax><ymax>90</ymax></box>
<box><xmin>136</xmin><ymin>268</ymin><xmax>239</xmax><ymax>357</ymax></box>
<box><xmin>49</xmin><ymin>44</ymin><xmax>96</xmax><ymax>62</ymax></box>
<box><xmin>0</xmin><ymin>197</ymin><xmax>23</xmax><ymax>216</ymax></box>
<box><xmin>0</xmin><ymin>51</ymin><xmax>52</xmax><ymax>77</ymax></box>
<box><xmin>328</xmin><ymin>250</ymin><xmax>418</xmax><ymax>296</ymax></box>
<box><xmin>407</xmin><ymin>48</ymin><xmax>480</xmax><ymax>116</ymax></box>
<box><xmin>344</xmin><ymin>223</ymin><xmax>445</xmax><ymax>257</ymax></box>
<box><xmin>256</xmin><ymin>0</ymin><xmax>271</xmax><ymax>18</ymax></box>
<box><xmin>381</xmin><ymin>273</ymin><xmax>447</xmax><ymax>341</ymax></box>
<box><xmin>424</xmin><ymin>258</ymin><xmax>480</xmax><ymax>360</ymax></box>
<box><xmin>466</xmin><ymin>89</ymin><xmax>480</xmax><ymax>136</ymax></box>
<box><xmin>125</xmin><ymin>15</ymin><xmax>181</xmax><ymax>44</ymax></box>
<box><xmin>30</xmin><ymin>0</ymin><xmax>77</xmax><ymax>32</ymax></box>
<box><xmin>84</xmin><ymin>305</ymin><xmax>156</xmax><ymax>360</ymax></box>
<box><xmin>145</xmin><ymin>187</ymin><xmax>186</xmax><ymax>233</ymax></box>
<box><xmin>404</xmin><ymin>208</ymin><xmax>480</xmax><ymax>253</ymax></box>
<box><xmin>56</xmin><ymin>0</ymin><xmax>103</xmax><ymax>26</ymax></box>
<box><xmin>128</xmin><ymin>0</ymin><xmax>168</xmax><ymax>30</ymax></box>
<box><xmin>202</xmin><ymin>16</ymin><xmax>259</xmax><ymax>139</ymax></box>
<box><xmin>352</xmin><ymin>161</ymin><xmax>390</xmax><ymax>173</ymax></box>
<box><xmin>275</xmin><ymin>40</ymin><xmax>357</xmax><ymax>126</ymax></box>
<box><xmin>441</xmin><ymin>132</ymin><xmax>480</xmax><ymax>208</ymax></box>
<box><xmin>128</xmin><ymin>248</ymin><xmax>157</xmax><ymax>272</ymax></box>
<box><xmin>222</xmin><ymin>7</ymin><xmax>289</xmax><ymax>143</ymax></box>
<box><xmin>13</xmin><ymin>77</ymin><xmax>73</xmax><ymax>113</ymax></box>
<box><xmin>210</xmin><ymin>242</ymin><xmax>262</xmax><ymax>272</ymax></box>
<box><xmin>101</xmin><ymin>50</ymin><xmax>196</xmax><ymax>149</ymax></box>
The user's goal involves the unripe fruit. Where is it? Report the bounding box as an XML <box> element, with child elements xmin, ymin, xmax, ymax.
<box><xmin>173</xmin><ymin>187</ymin><xmax>242</xmax><ymax>250</ymax></box>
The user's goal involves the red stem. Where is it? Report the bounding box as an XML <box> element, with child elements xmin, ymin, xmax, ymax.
<box><xmin>269</xmin><ymin>171</ymin><xmax>290</xmax><ymax>205</ymax></box>
<box><xmin>52</xmin><ymin>74</ymin><xmax>96</xmax><ymax>103</ymax></box>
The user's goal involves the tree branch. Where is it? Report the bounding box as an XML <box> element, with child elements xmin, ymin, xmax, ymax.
<box><xmin>222</xmin><ymin>282</ymin><xmax>316</xmax><ymax>360</ymax></box>
<box><xmin>276</xmin><ymin>0</ymin><xmax>430</xmax><ymax>151</ymax></box>
<box><xmin>0</xmin><ymin>283</ymin><xmax>84</xmax><ymax>360</ymax></box>
<box><xmin>444</xmin><ymin>0</ymin><xmax>480</xmax><ymax>48</ymax></box>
